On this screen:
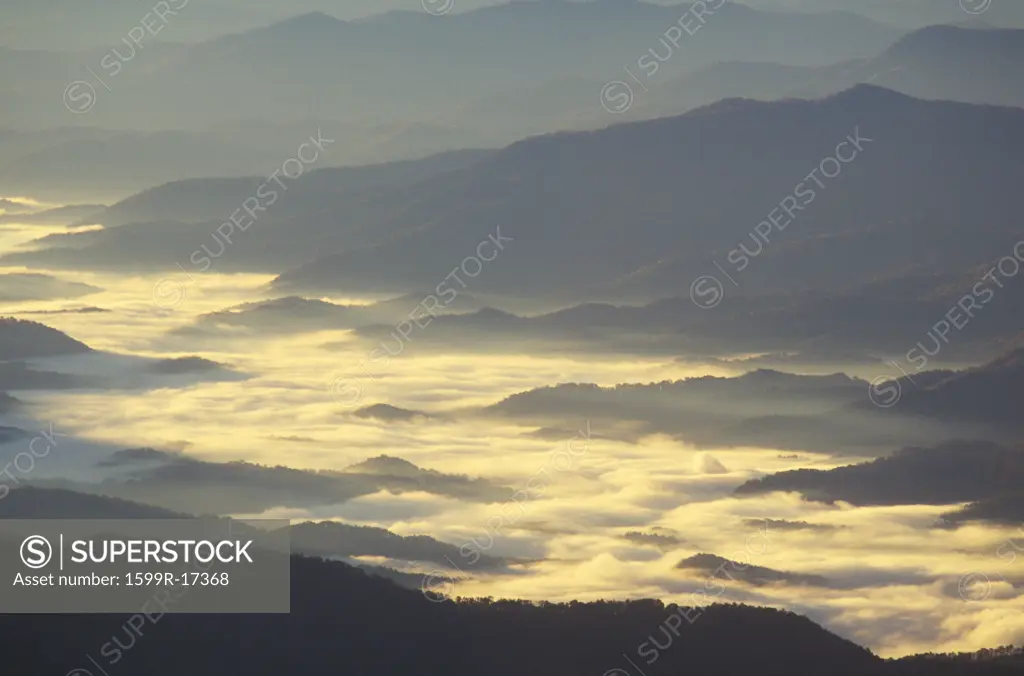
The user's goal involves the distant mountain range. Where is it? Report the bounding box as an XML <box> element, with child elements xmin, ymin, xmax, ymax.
<box><xmin>10</xmin><ymin>85</ymin><xmax>1024</xmax><ymax>308</ymax></box>
<box><xmin>2</xmin><ymin>0</ymin><xmax>1024</xmax><ymax>53</ymax></box>
<box><xmin>628</xmin><ymin>25</ymin><xmax>1024</xmax><ymax>120</ymax></box>
<box><xmin>30</xmin><ymin>447</ymin><xmax>512</xmax><ymax>514</ymax></box>
<box><xmin>478</xmin><ymin>346</ymin><xmax>1024</xmax><ymax>452</ymax></box>
<box><xmin>735</xmin><ymin>439</ymin><xmax>1024</xmax><ymax>506</ymax></box>
<box><xmin>0</xmin><ymin>1</ymin><xmax>907</xmax><ymax>199</ymax></box>
<box><xmin>1</xmin><ymin>2</ymin><xmax>898</xmax><ymax>129</ymax></box>
<box><xmin>269</xmin><ymin>85</ymin><xmax>1024</xmax><ymax>299</ymax></box>
<box><xmin>5</xmin><ymin>18</ymin><xmax>1023</xmax><ymax>201</ymax></box>
<box><xmin>737</xmin><ymin>0</ymin><xmax>1024</xmax><ymax>29</ymax></box>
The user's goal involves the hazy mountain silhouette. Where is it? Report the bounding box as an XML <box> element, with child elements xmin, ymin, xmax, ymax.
<box><xmin>0</xmin><ymin>203</ymin><xmax>105</xmax><ymax>225</ymax></box>
<box><xmin>942</xmin><ymin>494</ymin><xmax>1024</xmax><ymax>527</ymax></box>
<box><xmin>145</xmin><ymin>356</ymin><xmax>230</xmax><ymax>375</ymax></box>
<box><xmin>678</xmin><ymin>553</ymin><xmax>830</xmax><ymax>587</ymax></box>
<box><xmin>269</xmin><ymin>86</ymin><xmax>1024</xmax><ymax>298</ymax></box>
<box><xmin>0</xmin><ymin>273</ymin><xmax>101</xmax><ymax>302</ymax></box>
<box><xmin>746</xmin><ymin>518</ymin><xmax>843</xmax><ymax>532</ymax></box>
<box><xmin>7</xmin><ymin>23</ymin><xmax>1024</xmax><ymax>202</ymax></box>
<box><xmin>0</xmin><ymin>318</ymin><xmax>92</xmax><ymax>359</ymax></box>
<box><xmin>87</xmin><ymin>149</ymin><xmax>492</xmax><ymax>228</ymax></box>
<box><xmin>33</xmin><ymin>449</ymin><xmax>511</xmax><ymax>514</ymax></box>
<box><xmin>0</xmin><ymin>486</ymin><xmax>503</xmax><ymax>572</ymax></box>
<box><xmin>873</xmin><ymin>348</ymin><xmax>1024</xmax><ymax>431</ymax></box>
<box><xmin>352</xmin><ymin>404</ymin><xmax>433</xmax><ymax>423</ymax></box>
<box><xmin>0</xmin><ymin>391</ymin><xmax>21</xmax><ymax>415</ymax></box>
<box><xmin>0</xmin><ymin>361</ymin><xmax>98</xmax><ymax>391</ymax></box>
<box><xmin>479</xmin><ymin>366</ymin><xmax>985</xmax><ymax>452</ymax></box>
<box><xmin>289</xmin><ymin>520</ymin><xmax>507</xmax><ymax>570</ymax></box>
<box><xmin>170</xmin><ymin>292</ymin><xmax>485</xmax><ymax>340</ymax></box>
<box><xmin>738</xmin><ymin>0</ymin><xmax>1024</xmax><ymax>29</ymax></box>
<box><xmin>0</xmin><ymin>486</ymin><xmax>187</xmax><ymax>519</ymax></box>
<box><xmin>642</xmin><ymin>26</ymin><xmax>1024</xmax><ymax>116</ymax></box>
<box><xmin>0</xmin><ymin>198</ymin><xmax>36</xmax><ymax>214</ymax></box>
<box><xmin>0</xmin><ymin>129</ymin><xmax>312</xmax><ymax>203</ymax></box>
<box><xmin>13</xmin><ymin>86</ymin><xmax>1023</xmax><ymax>305</ymax></box>
<box><xmin>735</xmin><ymin>440</ymin><xmax>1024</xmax><ymax>506</ymax></box>
<box><xmin>0</xmin><ymin>3</ymin><xmax>897</xmax><ymax>132</ymax></box>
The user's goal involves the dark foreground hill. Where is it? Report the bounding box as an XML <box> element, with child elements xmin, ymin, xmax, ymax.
<box><xmin>3</xmin><ymin>555</ymin><xmax>1024</xmax><ymax>675</ymax></box>
<box><xmin>0</xmin><ymin>487</ymin><xmax>1022</xmax><ymax>674</ymax></box>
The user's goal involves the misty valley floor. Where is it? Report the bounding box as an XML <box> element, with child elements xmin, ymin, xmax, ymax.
<box><xmin>2</xmin><ymin>225</ymin><xmax>1023</xmax><ymax>658</ymax></box>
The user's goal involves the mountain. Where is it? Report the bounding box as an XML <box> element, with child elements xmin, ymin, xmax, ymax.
<box><xmin>0</xmin><ymin>361</ymin><xmax>96</xmax><ymax>390</ymax></box>
<box><xmin>737</xmin><ymin>0</ymin><xmax>1024</xmax><ymax>29</ymax></box>
<box><xmin>0</xmin><ymin>0</ymin><xmax>278</xmax><ymax>50</ymax></box>
<box><xmin>0</xmin><ymin>554</ymin><xmax>891</xmax><ymax>676</ymax></box>
<box><xmin>0</xmin><ymin>486</ymin><xmax>186</xmax><ymax>519</ymax></box>
<box><xmin>478</xmin><ymin>367</ymin><xmax>975</xmax><ymax>453</ymax></box>
<box><xmin>8</xmin><ymin>23</ymin><xmax>1024</xmax><ymax>203</ymax></box>
<box><xmin>14</xmin><ymin>86</ymin><xmax>1023</xmax><ymax>301</ymax></box>
<box><xmin>0</xmin><ymin>202</ymin><xmax>105</xmax><ymax>225</ymax></box>
<box><xmin>615</xmin><ymin>25</ymin><xmax>1024</xmax><ymax>124</ymax></box>
<box><xmin>84</xmin><ymin>149</ymin><xmax>492</xmax><ymax>228</ymax></box>
<box><xmin>853</xmin><ymin>25</ymin><xmax>1024</xmax><ymax>107</ymax></box>
<box><xmin>168</xmin><ymin>292</ymin><xmax>487</xmax><ymax>342</ymax></box>
<box><xmin>876</xmin><ymin>348</ymin><xmax>1024</xmax><ymax>431</ymax></box>
<box><xmin>678</xmin><ymin>553</ymin><xmax>830</xmax><ymax>587</ymax></box>
<box><xmin>0</xmin><ymin>317</ymin><xmax>92</xmax><ymax>359</ymax></box>
<box><xmin>649</xmin><ymin>26</ymin><xmax>1024</xmax><ymax>113</ymax></box>
<box><xmin>0</xmin><ymin>519</ymin><xmax>1016</xmax><ymax>675</ymax></box>
<box><xmin>144</xmin><ymin>356</ymin><xmax>229</xmax><ymax>375</ymax></box>
<box><xmin>942</xmin><ymin>494</ymin><xmax>1024</xmax><ymax>526</ymax></box>
<box><xmin>0</xmin><ymin>2</ymin><xmax>897</xmax><ymax>133</ymax></box>
<box><xmin>0</xmin><ymin>392</ymin><xmax>21</xmax><ymax>414</ymax></box>
<box><xmin>352</xmin><ymin>403</ymin><xmax>433</xmax><ymax>422</ymax></box>
<box><xmin>0</xmin><ymin>198</ymin><xmax>38</xmax><ymax>214</ymax></box>
<box><xmin>0</xmin><ymin>129</ymin><xmax>313</xmax><ymax>203</ymax></box>
<box><xmin>32</xmin><ymin>449</ymin><xmax>511</xmax><ymax>514</ymax></box>
<box><xmin>0</xmin><ymin>486</ymin><xmax>507</xmax><ymax>570</ymax></box>
<box><xmin>267</xmin><ymin>86</ymin><xmax>1024</xmax><ymax>300</ymax></box>
<box><xmin>288</xmin><ymin>520</ymin><xmax>507</xmax><ymax>570</ymax></box>
<box><xmin>0</xmin><ymin>273</ymin><xmax>101</xmax><ymax>302</ymax></box>
<box><xmin>734</xmin><ymin>440</ymin><xmax>1024</xmax><ymax>506</ymax></box>
<box><xmin>333</xmin><ymin>262</ymin><xmax>1024</xmax><ymax>367</ymax></box>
